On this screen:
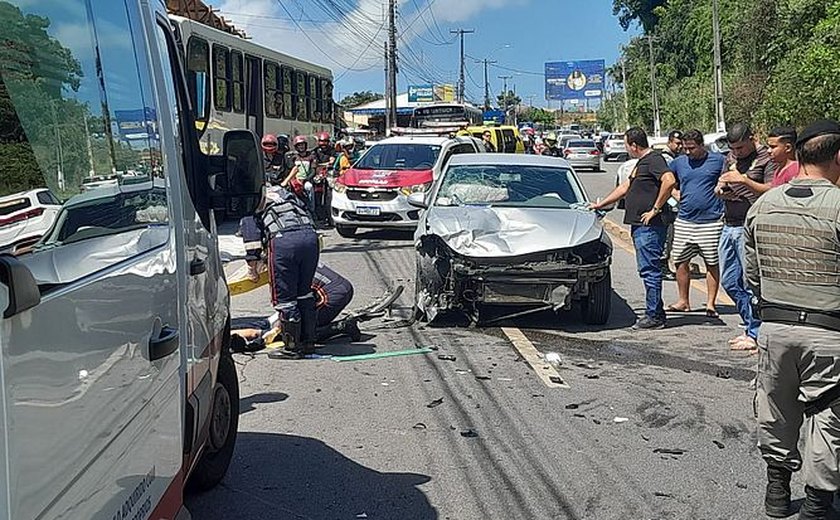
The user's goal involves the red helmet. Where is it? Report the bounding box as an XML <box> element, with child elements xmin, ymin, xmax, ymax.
<box><xmin>317</xmin><ymin>132</ymin><xmax>330</xmax><ymax>143</ymax></box>
<box><xmin>293</xmin><ymin>135</ymin><xmax>308</xmax><ymax>147</ymax></box>
<box><xmin>261</xmin><ymin>134</ymin><xmax>278</xmax><ymax>152</ymax></box>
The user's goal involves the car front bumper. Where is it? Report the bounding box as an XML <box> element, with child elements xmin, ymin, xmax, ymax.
<box><xmin>331</xmin><ymin>188</ymin><xmax>422</xmax><ymax>229</ymax></box>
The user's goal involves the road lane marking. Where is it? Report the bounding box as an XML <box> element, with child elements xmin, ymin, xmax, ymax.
<box><xmin>603</xmin><ymin>218</ymin><xmax>734</xmax><ymax>307</ymax></box>
<box><xmin>501</xmin><ymin>327</ymin><xmax>569</xmax><ymax>389</ymax></box>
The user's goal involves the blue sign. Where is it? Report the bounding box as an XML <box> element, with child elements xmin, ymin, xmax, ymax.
<box><xmin>408</xmin><ymin>84</ymin><xmax>435</xmax><ymax>103</ymax></box>
<box><xmin>545</xmin><ymin>60</ymin><xmax>606</xmax><ymax>101</ymax></box>
<box><xmin>483</xmin><ymin>110</ymin><xmax>505</xmax><ymax>124</ymax></box>
<box><xmin>114</xmin><ymin>107</ymin><xmax>158</xmax><ymax>141</ymax></box>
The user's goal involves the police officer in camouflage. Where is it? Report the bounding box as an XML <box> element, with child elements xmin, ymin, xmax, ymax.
<box><xmin>745</xmin><ymin>120</ymin><xmax>840</xmax><ymax>520</ymax></box>
<box><xmin>244</xmin><ymin>185</ymin><xmax>319</xmax><ymax>359</ymax></box>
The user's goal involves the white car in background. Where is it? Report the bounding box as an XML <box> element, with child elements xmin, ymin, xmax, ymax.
<box><xmin>603</xmin><ymin>133</ymin><xmax>627</xmax><ymax>161</ymax></box>
<box><xmin>0</xmin><ymin>188</ymin><xmax>62</xmax><ymax>255</ymax></box>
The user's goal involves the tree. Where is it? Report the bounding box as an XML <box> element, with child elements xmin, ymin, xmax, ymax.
<box><xmin>496</xmin><ymin>90</ymin><xmax>521</xmax><ymax>110</ymax></box>
<box><xmin>338</xmin><ymin>91</ymin><xmax>383</xmax><ymax>109</ymax></box>
<box><xmin>612</xmin><ymin>0</ymin><xmax>668</xmax><ymax>33</ymax></box>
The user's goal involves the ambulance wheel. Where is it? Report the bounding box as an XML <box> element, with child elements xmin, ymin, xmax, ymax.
<box><xmin>336</xmin><ymin>225</ymin><xmax>356</xmax><ymax>238</ymax></box>
<box><xmin>188</xmin><ymin>353</ymin><xmax>240</xmax><ymax>492</ymax></box>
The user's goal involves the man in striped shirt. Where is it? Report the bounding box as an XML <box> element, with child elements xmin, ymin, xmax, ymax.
<box><xmin>666</xmin><ymin>130</ymin><xmax>726</xmax><ymax>317</ymax></box>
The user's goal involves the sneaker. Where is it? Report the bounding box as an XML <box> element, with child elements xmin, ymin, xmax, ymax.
<box><xmin>632</xmin><ymin>317</ymin><xmax>666</xmax><ymax>330</ymax></box>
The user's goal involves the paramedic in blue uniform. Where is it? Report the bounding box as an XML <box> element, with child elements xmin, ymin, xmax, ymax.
<box><xmin>242</xmin><ymin>186</ymin><xmax>319</xmax><ymax>359</ymax></box>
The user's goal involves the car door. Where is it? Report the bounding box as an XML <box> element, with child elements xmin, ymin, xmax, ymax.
<box><xmin>0</xmin><ymin>1</ymin><xmax>182</xmax><ymax>518</ymax></box>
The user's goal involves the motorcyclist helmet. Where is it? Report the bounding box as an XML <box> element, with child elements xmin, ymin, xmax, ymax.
<box><xmin>261</xmin><ymin>134</ymin><xmax>278</xmax><ymax>153</ymax></box>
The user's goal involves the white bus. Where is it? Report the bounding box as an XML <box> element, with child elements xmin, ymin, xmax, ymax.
<box><xmin>169</xmin><ymin>15</ymin><xmax>335</xmax><ymax>154</ymax></box>
<box><xmin>411</xmin><ymin>103</ymin><xmax>483</xmax><ymax>129</ymax></box>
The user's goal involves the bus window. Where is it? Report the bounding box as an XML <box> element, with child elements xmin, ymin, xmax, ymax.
<box><xmin>186</xmin><ymin>37</ymin><xmax>209</xmax><ymax>129</ymax></box>
<box><xmin>213</xmin><ymin>44</ymin><xmax>230</xmax><ymax>111</ymax></box>
<box><xmin>231</xmin><ymin>50</ymin><xmax>244</xmax><ymax>113</ymax></box>
<box><xmin>309</xmin><ymin>75</ymin><xmax>319</xmax><ymax>122</ymax></box>
<box><xmin>282</xmin><ymin>66</ymin><xmax>294</xmax><ymax>120</ymax></box>
<box><xmin>264</xmin><ymin>61</ymin><xmax>281</xmax><ymax>118</ymax></box>
<box><xmin>323</xmin><ymin>79</ymin><xmax>334</xmax><ymax>123</ymax></box>
<box><xmin>296</xmin><ymin>71</ymin><xmax>307</xmax><ymax>121</ymax></box>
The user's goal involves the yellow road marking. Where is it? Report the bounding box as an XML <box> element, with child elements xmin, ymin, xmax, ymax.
<box><xmin>501</xmin><ymin>327</ymin><xmax>569</xmax><ymax>389</ymax></box>
<box><xmin>603</xmin><ymin>218</ymin><xmax>734</xmax><ymax>307</ymax></box>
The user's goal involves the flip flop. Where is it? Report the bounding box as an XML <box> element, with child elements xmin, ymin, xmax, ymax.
<box><xmin>666</xmin><ymin>304</ymin><xmax>692</xmax><ymax>312</ymax></box>
<box><xmin>705</xmin><ymin>309</ymin><xmax>719</xmax><ymax>318</ymax></box>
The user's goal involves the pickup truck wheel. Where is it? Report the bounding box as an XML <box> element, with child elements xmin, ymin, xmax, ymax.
<box><xmin>336</xmin><ymin>225</ymin><xmax>356</xmax><ymax>238</ymax></box>
<box><xmin>187</xmin><ymin>353</ymin><xmax>240</xmax><ymax>492</ymax></box>
<box><xmin>581</xmin><ymin>272</ymin><xmax>612</xmax><ymax>325</ymax></box>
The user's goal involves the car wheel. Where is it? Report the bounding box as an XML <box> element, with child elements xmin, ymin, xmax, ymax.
<box><xmin>188</xmin><ymin>352</ymin><xmax>240</xmax><ymax>492</ymax></box>
<box><xmin>335</xmin><ymin>225</ymin><xmax>357</xmax><ymax>238</ymax></box>
<box><xmin>581</xmin><ymin>272</ymin><xmax>612</xmax><ymax>325</ymax></box>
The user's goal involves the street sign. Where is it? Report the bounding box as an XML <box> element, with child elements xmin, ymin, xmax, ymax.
<box><xmin>408</xmin><ymin>84</ymin><xmax>435</xmax><ymax>103</ymax></box>
<box><xmin>545</xmin><ymin>60</ymin><xmax>605</xmax><ymax>101</ymax></box>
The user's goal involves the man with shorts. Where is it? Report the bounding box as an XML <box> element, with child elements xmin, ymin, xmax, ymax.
<box><xmin>666</xmin><ymin>130</ymin><xmax>725</xmax><ymax>317</ymax></box>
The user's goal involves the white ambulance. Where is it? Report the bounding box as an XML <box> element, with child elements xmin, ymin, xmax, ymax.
<box><xmin>0</xmin><ymin>0</ymin><xmax>265</xmax><ymax>518</ymax></box>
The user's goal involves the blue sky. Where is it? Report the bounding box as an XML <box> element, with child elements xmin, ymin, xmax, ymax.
<box><xmin>216</xmin><ymin>0</ymin><xmax>640</xmax><ymax>108</ymax></box>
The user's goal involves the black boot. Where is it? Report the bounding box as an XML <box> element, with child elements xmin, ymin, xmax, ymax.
<box><xmin>269</xmin><ymin>318</ymin><xmax>304</xmax><ymax>359</ymax></box>
<box><xmin>316</xmin><ymin>318</ymin><xmax>362</xmax><ymax>344</ymax></box>
<box><xmin>299</xmin><ymin>297</ymin><xmax>317</xmax><ymax>355</ymax></box>
<box><xmin>799</xmin><ymin>486</ymin><xmax>835</xmax><ymax>520</ymax></box>
<box><xmin>765</xmin><ymin>466</ymin><xmax>792</xmax><ymax>518</ymax></box>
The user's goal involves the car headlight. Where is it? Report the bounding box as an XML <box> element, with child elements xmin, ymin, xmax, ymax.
<box><xmin>400</xmin><ymin>182</ymin><xmax>432</xmax><ymax>196</ymax></box>
<box><xmin>333</xmin><ymin>178</ymin><xmax>347</xmax><ymax>194</ymax></box>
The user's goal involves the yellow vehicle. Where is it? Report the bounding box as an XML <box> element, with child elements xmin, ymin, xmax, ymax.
<box><xmin>467</xmin><ymin>125</ymin><xmax>525</xmax><ymax>153</ymax></box>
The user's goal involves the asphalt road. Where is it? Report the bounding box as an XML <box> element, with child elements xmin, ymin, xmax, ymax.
<box><xmin>187</xmin><ymin>160</ymin><xmax>796</xmax><ymax>520</ymax></box>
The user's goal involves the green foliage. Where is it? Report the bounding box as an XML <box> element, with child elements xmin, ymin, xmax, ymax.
<box><xmin>338</xmin><ymin>91</ymin><xmax>383</xmax><ymax>108</ymax></box>
<box><xmin>522</xmin><ymin>107</ymin><xmax>555</xmax><ymax>126</ymax></box>
<box><xmin>496</xmin><ymin>90</ymin><xmax>521</xmax><ymax>109</ymax></box>
<box><xmin>602</xmin><ymin>0</ymin><xmax>840</xmax><ymax>135</ymax></box>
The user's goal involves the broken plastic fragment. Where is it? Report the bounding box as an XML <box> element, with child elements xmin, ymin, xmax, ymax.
<box><xmin>565</xmin><ymin>403</ymin><xmax>580</xmax><ymax>410</ymax></box>
<box><xmin>438</xmin><ymin>355</ymin><xmax>457</xmax><ymax>361</ymax></box>
<box><xmin>475</xmin><ymin>375</ymin><xmax>491</xmax><ymax>381</ymax></box>
<box><xmin>413</xmin><ymin>423</ymin><xmax>427</xmax><ymax>430</ymax></box>
<box><xmin>545</xmin><ymin>352</ymin><xmax>562</xmax><ymax>368</ymax></box>
<box><xmin>653</xmin><ymin>448</ymin><xmax>686</xmax><ymax>455</ymax></box>
<box><xmin>427</xmin><ymin>398</ymin><xmax>444</xmax><ymax>408</ymax></box>
<box><xmin>613</xmin><ymin>417</ymin><xmax>629</xmax><ymax>423</ymax></box>
<box><xmin>460</xmin><ymin>429</ymin><xmax>479</xmax><ymax>438</ymax></box>
<box><xmin>713</xmin><ymin>440</ymin><xmax>725</xmax><ymax>449</ymax></box>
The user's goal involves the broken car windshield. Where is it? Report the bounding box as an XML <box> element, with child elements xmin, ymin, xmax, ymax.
<box><xmin>435</xmin><ymin>165</ymin><xmax>582</xmax><ymax>208</ymax></box>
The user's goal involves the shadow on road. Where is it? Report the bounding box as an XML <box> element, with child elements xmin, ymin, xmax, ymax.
<box><xmin>322</xmin><ymin>240</ymin><xmax>413</xmax><ymax>255</ymax></box>
<box><xmin>187</xmin><ymin>432</ymin><xmax>437</xmax><ymax>520</ymax></box>
<box><xmin>240</xmin><ymin>392</ymin><xmax>289</xmax><ymax>415</ymax></box>
<box><xmin>428</xmin><ymin>291</ymin><xmax>638</xmax><ymax>332</ymax></box>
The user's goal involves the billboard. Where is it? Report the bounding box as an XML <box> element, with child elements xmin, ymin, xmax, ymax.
<box><xmin>545</xmin><ymin>60</ymin><xmax>606</xmax><ymax>101</ymax></box>
<box><xmin>408</xmin><ymin>84</ymin><xmax>435</xmax><ymax>103</ymax></box>
<box><xmin>435</xmin><ymin>84</ymin><xmax>455</xmax><ymax>102</ymax></box>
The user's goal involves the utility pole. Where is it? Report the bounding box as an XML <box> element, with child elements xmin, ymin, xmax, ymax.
<box><xmin>479</xmin><ymin>58</ymin><xmax>497</xmax><ymax>111</ymax></box>
<box><xmin>712</xmin><ymin>0</ymin><xmax>726</xmax><ymax>133</ymax></box>
<box><xmin>498</xmin><ymin>75</ymin><xmax>511</xmax><ymax>123</ymax></box>
<box><xmin>451</xmin><ymin>28</ymin><xmax>474</xmax><ymax>103</ymax></box>
<box><xmin>384</xmin><ymin>41</ymin><xmax>391</xmax><ymax>134</ymax></box>
<box><xmin>647</xmin><ymin>35</ymin><xmax>661</xmax><ymax>138</ymax></box>
<box><xmin>387</xmin><ymin>0</ymin><xmax>398</xmax><ymax>133</ymax></box>
<box><xmin>621</xmin><ymin>56</ymin><xmax>630</xmax><ymax>130</ymax></box>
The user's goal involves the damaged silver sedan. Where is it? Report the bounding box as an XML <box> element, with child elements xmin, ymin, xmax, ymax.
<box><xmin>408</xmin><ymin>154</ymin><xmax>612</xmax><ymax>325</ymax></box>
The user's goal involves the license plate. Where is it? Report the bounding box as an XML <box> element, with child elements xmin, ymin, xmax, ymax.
<box><xmin>356</xmin><ymin>206</ymin><xmax>381</xmax><ymax>216</ymax></box>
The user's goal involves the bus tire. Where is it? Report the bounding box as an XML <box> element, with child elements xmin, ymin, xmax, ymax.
<box><xmin>187</xmin><ymin>352</ymin><xmax>239</xmax><ymax>492</ymax></box>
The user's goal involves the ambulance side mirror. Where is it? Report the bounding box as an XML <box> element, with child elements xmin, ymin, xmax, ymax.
<box><xmin>209</xmin><ymin>130</ymin><xmax>264</xmax><ymax>220</ymax></box>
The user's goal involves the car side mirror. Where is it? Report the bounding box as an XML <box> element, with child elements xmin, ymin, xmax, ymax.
<box><xmin>0</xmin><ymin>254</ymin><xmax>40</xmax><ymax>318</ymax></box>
<box><xmin>407</xmin><ymin>192</ymin><xmax>428</xmax><ymax>209</ymax></box>
<box><xmin>209</xmin><ymin>130</ymin><xmax>265</xmax><ymax>219</ymax></box>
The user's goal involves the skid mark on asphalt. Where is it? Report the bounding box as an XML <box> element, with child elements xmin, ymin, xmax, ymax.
<box><xmin>500</xmin><ymin>327</ymin><xmax>569</xmax><ymax>388</ymax></box>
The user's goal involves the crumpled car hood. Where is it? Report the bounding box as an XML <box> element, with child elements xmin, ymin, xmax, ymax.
<box><xmin>423</xmin><ymin>206</ymin><xmax>603</xmax><ymax>257</ymax></box>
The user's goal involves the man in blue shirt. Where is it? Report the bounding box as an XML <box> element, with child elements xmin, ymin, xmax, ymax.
<box><xmin>666</xmin><ymin>129</ymin><xmax>726</xmax><ymax>317</ymax></box>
